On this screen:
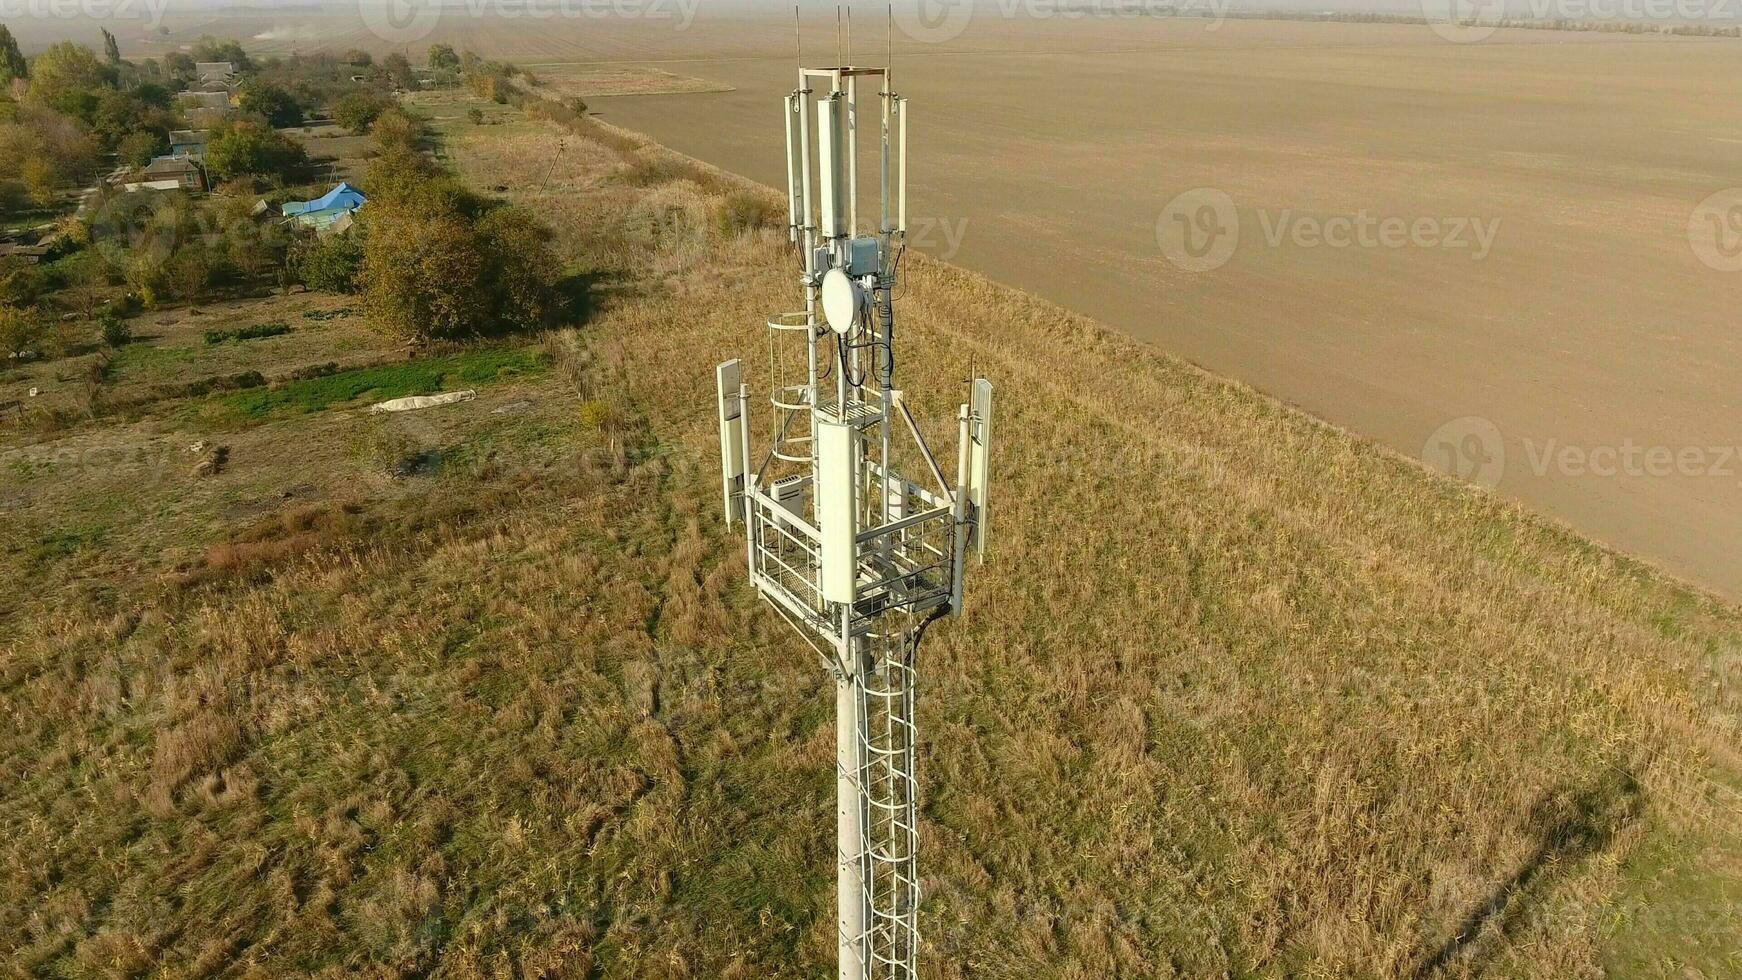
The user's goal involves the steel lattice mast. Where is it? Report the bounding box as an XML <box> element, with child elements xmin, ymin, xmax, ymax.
<box><xmin>714</xmin><ymin>64</ymin><xmax>993</xmax><ymax>980</ymax></box>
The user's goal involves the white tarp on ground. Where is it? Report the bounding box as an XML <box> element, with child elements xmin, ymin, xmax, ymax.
<box><xmin>370</xmin><ymin>390</ymin><xmax>477</xmax><ymax>413</ymax></box>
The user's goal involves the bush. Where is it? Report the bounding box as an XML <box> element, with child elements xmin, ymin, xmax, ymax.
<box><xmin>0</xmin><ymin>258</ymin><xmax>49</xmax><ymax>306</ymax></box>
<box><xmin>360</xmin><ymin>194</ymin><xmax>561</xmax><ymax>342</ymax></box>
<box><xmin>287</xmin><ymin>361</ymin><xmax>338</xmax><ymax>381</ymax></box>
<box><xmin>0</xmin><ymin>301</ymin><xmax>42</xmax><ymax>355</ymax></box>
<box><xmin>715</xmin><ymin>190</ymin><xmax>785</xmax><ymax>238</ymax></box>
<box><xmin>619</xmin><ymin>157</ymin><xmax>686</xmax><ymax>187</ymax></box>
<box><xmin>237</xmin><ymin>79</ymin><xmax>305</xmax><ymax>128</ymax></box>
<box><xmin>333</xmin><ymin>91</ymin><xmax>389</xmax><ymax>134</ymax></box>
<box><xmin>293</xmin><ymin>233</ymin><xmax>364</xmax><ymax>294</ymax></box>
<box><xmin>116</xmin><ymin>130</ymin><xmax>163</xmax><ymax>169</ymax></box>
<box><xmin>164</xmin><ymin>370</ymin><xmax>266</xmax><ymax>399</ymax></box>
<box><xmin>98</xmin><ymin>310</ymin><xmax>131</xmax><ymax>347</ymax></box>
<box><xmin>165</xmin><ymin>245</ymin><xmax>212</xmax><ymax>304</ymax></box>
<box><xmin>205</xmin><ymin>120</ymin><xmax>311</xmax><ymax>184</ymax></box>
<box><xmin>370</xmin><ymin>109</ymin><xmax>423</xmax><ymax>157</ymax></box>
<box><xmin>204</xmin><ymin>322</ymin><xmax>290</xmax><ymax>344</ymax></box>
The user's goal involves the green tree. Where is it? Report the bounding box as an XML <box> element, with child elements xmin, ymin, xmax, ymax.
<box><xmin>26</xmin><ymin>43</ymin><xmax>113</xmax><ymax>121</ymax></box>
<box><xmin>167</xmin><ymin>244</ymin><xmax>211</xmax><ymax>304</ymax></box>
<box><xmin>132</xmin><ymin>82</ymin><xmax>171</xmax><ymax>109</ymax></box>
<box><xmin>122</xmin><ymin>251</ymin><xmax>166</xmax><ymax>309</ymax></box>
<box><xmin>163</xmin><ymin>52</ymin><xmax>195</xmax><ymax>88</ymax></box>
<box><xmin>0</xmin><ymin>25</ymin><xmax>26</xmax><ymax>85</ymax></box>
<box><xmin>0</xmin><ymin>256</ymin><xmax>48</xmax><ymax>306</ymax></box>
<box><xmin>0</xmin><ymin>301</ymin><xmax>42</xmax><ymax>355</ymax></box>
<box><xmin>0</xmin><ymin>111</ymin><xmax>101</xmax><ymax>188</ymax></box>
<box><xmin>99</xmin><ymin>310</ymin><xmax>132</xmax><ymax>347</ymax></box>
<box><xmin>20</xmin><ymin>155</ymin><xmax>60</xmax><ymax>208</ymax></box>
<box><xmin>343</xmin><ymin>49</ymin><xmax>372</xmax><ymax>67</ymax></box>
<box><xmin>382</xmin><ymin>52</ymin><xmax>415</xmax><ymax>91</ymax></box>
<box><xmin>190</xmin><ymin>36</ymin><xmax>251</xmax><ymax>72</ymax></box>
<box><xmin>362</xmin><ymin>201</ymin><xmax>489</xmax><ymax>340</ymax></box>
<box><xmin>116</xmin><ymin>130</ymin><xmax>163</xmax><ymax>169</ymax></box>
<box><xmin>333</xmin><ymin>91</ymin><xmax>388</xmax><ymax>134</ymax></box>
<box><xmin>293</xmin><ymin>232</ymin><xmax>364</xmax><ymax>293</ymax></box>
<box><xmin>237</xmin><ymin>79</ymin><xmax>304</xmax><ymax>127</ymax></box>
<box><xmin>364</xmin><ymin>148</ymin><xmax>438</xmax><ymax>204</ymax></box>
<box><xmin>61</xmin><ymin>252</ymin><xmax>108</xmax><ymax>321</ymax></box>
<box><xmin>427</xmin><ymin>44</ymin><xmax>460</xmax><ymax>70</ymax></box>
<box><xmin>477</xmin><ymin>206</ymin><xmax>560</xmax><ymax>333</ymax></box>
<box><xmin>91</xmin><ymin>90</ymin><xmax>171</xmax><ymax>150</ymax></box>
<box><xmin>101</xmin><ymin>28</ymin><xmax>122</xmax><ymax>67</ymax></box>
<box><xmin>357</xmin><ymin>163</ymin><xmax>559</xmax><ymax>341</ymax></box>
<box><xmin>369</xmin><ymin>107</ymin><xmax>423</xmax><ymax>158</ymax></box>
<box><xmin>204</xmin><ymin>120</ymin><xmax>309</xmax><ymax>183</ymax></box>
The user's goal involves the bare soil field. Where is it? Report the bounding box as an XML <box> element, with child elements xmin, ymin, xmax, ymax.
<box><xmin>576</xmin><ymin>17</ymin><xmax>1742</xmax><ymax>600</ymax></box>
<box><xmin>525</xmin><ymin>64</ymin><xmax>732</xmax><ymax>99</ymax></box>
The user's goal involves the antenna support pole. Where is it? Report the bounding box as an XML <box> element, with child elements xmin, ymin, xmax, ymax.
<box><xmin>715</xmin><ymin>57</ymin><xmax>993</xmax><ymax>980</ymax></box>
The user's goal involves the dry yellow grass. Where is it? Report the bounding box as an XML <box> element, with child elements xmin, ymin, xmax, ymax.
<box><xmin>0</xmin><ymin>88</ymin><xmax>1737</xmax><ymax>978</ymax></box>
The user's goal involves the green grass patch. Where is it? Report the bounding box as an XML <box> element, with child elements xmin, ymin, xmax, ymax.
<box><xmin>213</xmin><ymin>347</ymin><xmax>547</xmax><ymax>422</ymax></box>
<box><xmin>110</xmin><ymin>342</ymin><xmax>200</xmax><ymax>379</ymax></box>
<box><xmin>205</xmin><ymin>322</ymin><xmax>293</xmax><ymax>345</ymax></box>
<box><xmin>27</xmin><ymin>524</ymin><xmax>108</xmax><ymax>569</ymax></box>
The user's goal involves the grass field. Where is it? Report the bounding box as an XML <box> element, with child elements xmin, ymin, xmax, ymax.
<box><xmin>2</xmin><ymin>82</ymin><xmax>1739</xmax><ymax>977</ymax></box>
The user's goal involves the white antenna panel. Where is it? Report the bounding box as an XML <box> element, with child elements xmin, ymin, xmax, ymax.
<box><xmin>716</xmin><ymin>359</ymin><xmax>744</xmax><ymax>523</ymax></box>
<box><xmin>817</xmin><ymin>95</ymin><xmax>849</xmax><ymax>238</ymax></box>
<box><xmin>969</xmin><ymin>378</ymin><xmax>994</xmax><ymax>556</ymax></box>
<box><xmin>817</xmin><ymin>418</ymin><xmax>858</xmax><ymax>604</ymax></box>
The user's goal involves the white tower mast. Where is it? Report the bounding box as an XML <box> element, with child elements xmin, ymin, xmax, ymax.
<box><xmin>715</xmin><ymin>61</ymin><xmax>993</xmax><ymax>980</ymax></box>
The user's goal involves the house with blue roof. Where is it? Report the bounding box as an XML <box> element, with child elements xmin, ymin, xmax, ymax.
<box><xmin>282</xmin><ymin>182</ymin><xmax>367</xmax><ymax>231</ymax></box>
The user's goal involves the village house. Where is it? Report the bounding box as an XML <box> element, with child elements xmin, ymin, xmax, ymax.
<box><xmin>196</xmin><ymin>61</ymin><xmax>237</xmax><ymax>86</ymax></box>
<box><xmin>122</xmin><ymin>156</ymin><xmax>207</xmax><ymax>194</ymax></box>
<box><xmin>168</xmin><ymin>129</ymin><xmax>209</xmax><ymax>160</ymax></box>
<box><xmin>0</xmin><ymin>242</ymin><xmax>52</xmax><ymax>265</ymax></box>
<box><xmin>281</xmin><ymin>182</ymin><xmax>367</xmax><ymax>231</ymax></box>
<box><xmin>177</xmin><ymin>91</ymin><xmax>230</xmax><ymax>111</ymax></box>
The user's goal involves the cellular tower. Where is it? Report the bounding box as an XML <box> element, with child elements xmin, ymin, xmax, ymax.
<box><xmin>714</xmin><ymin>56</ymin><xmax>993</xmax><ymax>980</ymax></box>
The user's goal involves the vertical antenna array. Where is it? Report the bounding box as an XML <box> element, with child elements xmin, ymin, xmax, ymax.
<box><xmin>715</xmin><ymin>38</ymin><xmax>994</xmax><ymax>980</ymax></box>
